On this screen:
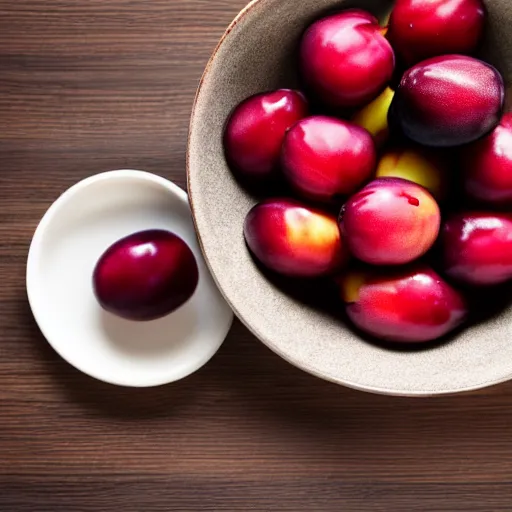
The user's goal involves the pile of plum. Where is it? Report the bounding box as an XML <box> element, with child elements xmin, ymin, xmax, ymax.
<box><xmin>223</xmin><ymin>0</ymin><xmax>512</xmax><ymax>344</ymax></box>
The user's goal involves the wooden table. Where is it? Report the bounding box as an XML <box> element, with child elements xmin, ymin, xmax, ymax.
<box><xmin>2</xmin><ymin>1</ymin><xmax>512</xmax><ymax>510</ymax></box>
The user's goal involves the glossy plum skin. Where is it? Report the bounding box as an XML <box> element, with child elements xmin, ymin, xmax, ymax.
<box><xmin>281</xmin><ymin>116</ymin><xmax>377</xmax><ymax>203</ymax></box>
<box><xmin>338</xmin><ymin>266</ymin><xmax>467</xmax><ymax>343</ymax></box>
<box><xmin>244</xmin><ymin>199</ymin><xmax>347</xmax><ymax>277</ymax></box>
<box><xmin>376</xmin><ymin>147</ymin><xmax>447</xmax><ymax>201</ymax></box>
<box><xmin>93</xmin><ymin>230</ymin><xmax>199</xmax><ymax>321</ymax></box>
<box><xmin>388</xmin><ymin>0</ymin><xmax>486</xmax><ymax>67</ymax></box>
<box><xmin>223</xmin><ymin>89</ymin><xmax>308</xmax><ymax>181</ymax></box>
<box><xmin>300</xmin><ymin>9</ymin><xmax>395</xmax><ymax>108</ymax></box>
<box><xmin>462</xmin><ymin>113</ymin><xmax>512</xmax><ymax>206</ymax></box>
<box><xmin>340</xmin><ymin>178</ymin><xmax>441</xmax><ymax>265</ymax></box>
<box><xmin>441</xmin><ymin>212</ymin><xmax>512</xmax><ymax>286</ymax></box>
<box><xmin>390</xmin><ymin>55</ymin><xmax>504</xmax><ymax>147</ymax></box>
<box><xmin>352</xmin><ymin>87</ymin><xmax>395</xmax><ymax>147</ymax></box>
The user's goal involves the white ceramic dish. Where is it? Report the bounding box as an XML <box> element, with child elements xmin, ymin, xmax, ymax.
<box><xmin>26</xmin><ymin>170</ymin><xmax>233</xmax><ymax>387</ymax></box>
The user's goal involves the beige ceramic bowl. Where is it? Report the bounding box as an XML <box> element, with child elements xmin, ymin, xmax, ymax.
<box><xmin>188</xmin><ymin>0</ymin><xmax>512</xmax><ymax>396</ymax></box>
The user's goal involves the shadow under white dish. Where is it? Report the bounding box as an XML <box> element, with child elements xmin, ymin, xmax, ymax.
<box><xmin>26</xmin><ymin>170</ymin><xmax>233</xmax><ymax>387</ymax></box>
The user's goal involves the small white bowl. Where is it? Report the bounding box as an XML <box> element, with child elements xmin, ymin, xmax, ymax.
<box><xmin>26</xmin><ymin>170</ymin><xmax>233</xmax><ymax>387</ymax></box>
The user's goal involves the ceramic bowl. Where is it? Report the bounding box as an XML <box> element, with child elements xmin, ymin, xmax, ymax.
<box><xmin>27</xmin><ymin>170</ymin><xmax>233</xmax><ymax>387</ymax></box>
<box><xmin>187</xmin><ymin>0</ymin><xmax>512</xmax><ymax>396</ymax></box>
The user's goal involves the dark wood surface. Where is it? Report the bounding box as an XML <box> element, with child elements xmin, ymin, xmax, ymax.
<box><xmin>2</xmin><ymin>1</ymin><xmax>512</xmax><ymax>510</ymax></box>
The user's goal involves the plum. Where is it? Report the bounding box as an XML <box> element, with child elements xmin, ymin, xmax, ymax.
<box><xmin>281</xmin><ymin>116</ymin><xmax>377</xmax><ymax>203</ymax></box>
<box><xmin>376</xmin><ymin>147</ymin><xmax>448</xmax><ymax>201</ymax></box>
<box><xmin>462</xmin><ymin>113</ymin><xmax>512</xmax><ymax>207</ymax></box>
<box><xmin>340</xmin><ymin>178</ymin><xmax>441</xmax><ymax>265</ymax></box>
<box><xmin>388</xmin><ymin>0</ymin><xmax>486</xmax><ymax>67</ymax></box>
<box><xmin>338</xmin><ymin>265</ymin><xmax>467</xmax><ymax>343</ymax></box>
<box><xmin>244</xmin><ymin>199</ymin><xmax>347</xmax><ymax>277</ymax></box>
<box><xmin>93</xmin><ymin>230</ymin><xmax>198</xmax><ymax>321</ymax></box>
<box><xmin>441</xmin><ymin>212</ymin><xmax>512</xmax><ymax>286</ymax></box>
<box><xmin>352</xmin><ymin>87</ymin><xmax>395</xmax><ymax>147</ymax></box>
<box><xmin>223</xmin><ymin>89</ymin><xmax>308</xmax><ymax>181</ymax></box>
<box><xmin>300</xmin><ymin>9</ymin><xmax>395</xmax><ymax>108</ymax></box>
<box><xmin>389</xmin><ymin>55</ymin><xmax>504</xmax><ymax>147</ymax></box>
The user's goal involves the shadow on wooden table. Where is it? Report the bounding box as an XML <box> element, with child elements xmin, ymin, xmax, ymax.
<box><xmin>25</xmin><ymin>301</ymin><xmax>200</xmax><ymax>420</ymax></box>
<box><xmin>27</xmin><ymin>295</ymin><xmax>512</xmax><ymax>473</ymax></box>
<box><xmin>204</xmin><ymin>321</ymin><xmax>512</xmax><ymax>476</ymax></box>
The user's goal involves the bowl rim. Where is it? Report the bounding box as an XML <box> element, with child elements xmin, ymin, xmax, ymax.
<box><xmin>186</xmin><ymin>0</ymin><xmax>511</xmax><ymax>397</ymax></box>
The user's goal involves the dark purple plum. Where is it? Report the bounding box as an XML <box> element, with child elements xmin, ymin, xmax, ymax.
<box><xmin>388</xmin><ymin>0</ymin><xmax>486</xmax><ymax>67</ymax></box>
<box><xmin>93</xmin><ymin>230</ymin><xmax>199</xmax><ymax>321</ymax></box>
<box><xmin>300</xmin><ymin>9</ymin><xmax>395</xmax><ymax>108</ymax></box>
<box><xmin>338</xmin><ymin>265</ymin><xmax>468</xmax><ymax>343</ymax></box>
<box><xmin>223</xmin><ymin>89</ymin><xmax>308</xmax><ymax>181</ymax></box>
<box><xmin>339</xmin><ymin>178</ymin><xmax>441</xmax><ymax>266</ymax></box>
<box><xmin>389</xmin><ymin>55</ymin><xmax>504</xmax><ymax>147</ymax></box>
<box><xmin>441</xmin><ymin>212</ymin><xmax>512</xmax><ymax>286</ymax></box>
<box><xmin>281</xmin><ymin>116</ymin><xmax>376</xmax><ymax>203</ymax></box>
<box><xmin>462</xmin><ymin>113</ymin><xmax>512</xmax><ymax>207</ymax></box>
<box><xmin>244</xmin><ymin>199</ymin><xmax>348</xmax><ymax>277</ymax></box>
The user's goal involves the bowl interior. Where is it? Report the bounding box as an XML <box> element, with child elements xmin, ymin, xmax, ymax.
<box><xmin>188</xmin><ymin>0</ymin><xmax>512</xmax><ymax>395</ymax></box>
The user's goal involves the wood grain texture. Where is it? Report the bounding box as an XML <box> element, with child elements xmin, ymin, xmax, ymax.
<box><xmin>1</xmin><ymin>1</ymin><xmax>512</xmax><ymax>510</ymax></box>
